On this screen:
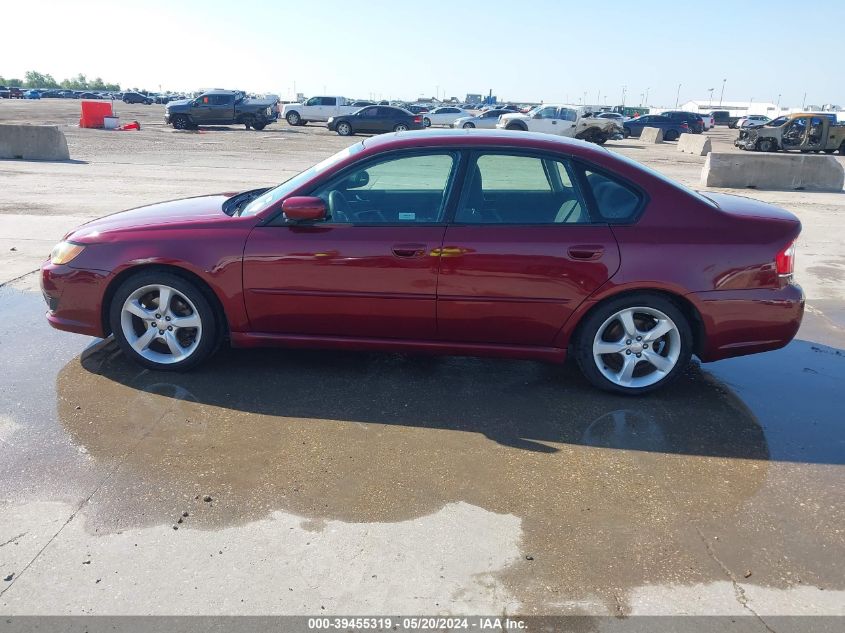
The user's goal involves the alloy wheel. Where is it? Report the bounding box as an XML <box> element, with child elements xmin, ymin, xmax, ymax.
<box><xmin>120</xmin><ymin>284</ymin><xmax>203</xmax><ymax>365</ymax></box>
<box><xmin>592</xmin><ymin>306</ymin><xmax>681</xmax><ymax>389</ymax></box>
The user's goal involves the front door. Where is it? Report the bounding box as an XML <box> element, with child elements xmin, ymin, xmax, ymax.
<box><xmin>437</xmin><ymin>151</ymin><xmax>621</xmax><ymax>346</ymax></box>
<box><xmin>242</xmin><ymin>151</ymin><xmax>460</xmax><ymax>339</ymax></box>
<box><xmin>529</xmin><ymin>106</ymin><xmax>560</xmax><ymax>134</ymax></box>
<box><xmin>190</xmin><ymin>95</ymin><xmax>215</xmax><ymax>125</ymax></box>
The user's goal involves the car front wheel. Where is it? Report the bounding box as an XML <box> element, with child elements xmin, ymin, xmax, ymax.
<box><xmin>336</xmin><ymin>121</ymin><xmax>353</xmax><ymax>136</ymax></box>
<box><xmin>574</xmin><ymin>294</ymin><xmax>692</xmax><ymax>395</ymax></box>
<box><xmin>110</xmin><ymin>272</ymin><xmax>219</xmax><ymax>371</ymax></box>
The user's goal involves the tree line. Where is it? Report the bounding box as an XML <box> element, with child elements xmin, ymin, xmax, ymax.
<box><xmin>0</xmin><ymin>71</ymin><xmax>121</xmax><ymax>92</ymax></box>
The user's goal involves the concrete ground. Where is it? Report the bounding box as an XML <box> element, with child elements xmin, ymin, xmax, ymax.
<box><xmin>0</xmin><ymin>100</ymin><xmax>843</xmax><ymax>620</ymax></box>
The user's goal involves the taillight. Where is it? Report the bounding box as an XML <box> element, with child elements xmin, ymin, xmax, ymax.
<box><xmin>775</xmin><ymin>241</ymin><xmax>796</xmax><ymax>276</ymax></box>
<box><xmin>681</xmin><ymin>123</ymin><xmax>689</xmax><ymax>129</ymax></box>
<box><xmin>413</xmin><ymin>115</ymin><xmax>422</xmax><ymax>123</ymax></box>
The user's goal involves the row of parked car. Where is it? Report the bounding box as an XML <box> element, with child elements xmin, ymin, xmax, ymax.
<box><xmin>0</xmin><ymin>87</ymin><xmax>189</xmax><ymax>104</ymax></box>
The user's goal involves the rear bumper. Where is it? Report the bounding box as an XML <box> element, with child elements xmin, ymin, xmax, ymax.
<box><xmin>691</xmin><ymin>282</ymin><xmax>804</xmax><ymax>362</ymax></box>
<box><xmin>41</xmin><ymin>264</ymin><xmax>110</xmax><ymax>338</ymax></box>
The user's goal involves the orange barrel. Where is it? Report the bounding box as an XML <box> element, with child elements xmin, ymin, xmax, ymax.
<box><xmin>79</xmin><ymin>101</ymin><xmax>114</xmax><ymax>128</ymax></box>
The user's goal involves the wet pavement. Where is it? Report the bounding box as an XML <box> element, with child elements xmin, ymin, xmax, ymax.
<box><xmin>0</xmin><ymin>278</ymin><xmax>843</xmax><ymax>617</ymax></box>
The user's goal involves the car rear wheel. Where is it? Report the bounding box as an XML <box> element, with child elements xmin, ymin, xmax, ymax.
<box><xmin>664</xmin><ymin>130</ymin><xmax>679</xmax><ymax>141</ymax></box>
<box><xmin>110</xmin><ymin>272</ymin><xmax>219</xmax><ymax>371</ymax></box>
<box><xmin>172</xmin><ymin>115</ymin><xmax>190</xmax><ymax>130</ymax></box>
<box><xmin>336</xmin><ymin>121</ymin><xmax>353</xmax><ymax>136</ymax></box>
<box><xmin>574</xmin><ymin>294</ymin><xmax>692</xmax><ymax>395</ymax></box>
<box><xmin>393</xmin><ymin>123</ymin><xmax>409</xmax><ymax>132</ymax></box>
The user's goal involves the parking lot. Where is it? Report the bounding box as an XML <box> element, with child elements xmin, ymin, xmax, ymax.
<box><xmin>1</xmin><ymin>99</ymin><xmax>844</xmax><ymax>619</ymax></box>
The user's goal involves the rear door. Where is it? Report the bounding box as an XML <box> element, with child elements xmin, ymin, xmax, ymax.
<box><xmin>437</xmin><ymin>151</ymin><xmax>621</xmax><ymax>346</ymax></box>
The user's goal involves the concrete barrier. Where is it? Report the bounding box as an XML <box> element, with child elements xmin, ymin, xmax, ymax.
<box><xmin>639</xmin><ymin>127</ymin><xmax>663</xmax><ymax>143</ymax></box>
<box><xmin>678</xmin><ymin>133</ymin><xmax>711</xmax><ymax>156</ymax></box>
<box><xmin>701</xmin><ymin>152</ymin><xmax>845</xmax><ymax>192</ymax></box>
<box><xmin>0</xmin><ymin>124</ymin><xmax>70</xmax><ymax>161</ymax></box>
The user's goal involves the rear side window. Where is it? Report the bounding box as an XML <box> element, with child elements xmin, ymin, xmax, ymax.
<box><xmin>582</xmin><ymin>170</ymin><xmax>643</xmax><ymax>223</ymax></box>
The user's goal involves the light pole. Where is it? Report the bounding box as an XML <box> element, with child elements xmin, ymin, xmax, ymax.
<box><xmin>675</xmin><ymin>83</ymin><xmax>681</xmax><ymax>108</ymax></box>
<box><xmin>621</xmin><ymin>85</ymin><xmax>626</xmax><ymax>110</ymax></box>
<box><xmin>719</xmin><ymin>78</ymin><xmax>726</xmax><ymax>107</ymax></box>
<box><xmin>776</xmin><ymin>93</ymin><xmax>781</xmax><ymax>113</ymax></box>
<box><xmin>802</xmin><ymin>92</ymin><xmax>807</xmax><ymax>108</ymax></box>
<box><xmin>708</xmin><ymin>87</ymin><xmax>714</xmax><ymax>107</ymax></box>
<box><xmin>639</xmin><ymin>93</ymin><xmax>644</xmax><ymax>107</ymax></box>
<box><xmin>644</xmin><ymin>87</ymin><xmax>649</xmax><ymax>106</ymax></box>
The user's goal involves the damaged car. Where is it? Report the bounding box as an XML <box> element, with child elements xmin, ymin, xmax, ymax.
<box><xmin>735</xmin><ymin>113</ymin><xmax>845</xmax><ymax>154</ymax></box>
<box><xmin>496</xmin><ymin>105</ymin><xmax>623</xmax><ymax>144</ymax></box>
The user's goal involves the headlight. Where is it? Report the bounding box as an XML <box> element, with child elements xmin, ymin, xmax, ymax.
<box><xmin>50</xmin><ymin>241</ymin><xmax>85</xmax><ymax>265</ymax></box>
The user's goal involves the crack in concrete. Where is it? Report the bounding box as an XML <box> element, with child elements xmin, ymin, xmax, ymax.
<box><xmin>0</xmin><ymin>412</ymin><xmax>164</xmax><ymax>599</ymax></box>
<box><xmin>693</xmin><ymin>525</ymin><xmax>777</xmax><ymax>633</ymax></box>
<box><xmin>0</xmin><ymin>532</ymin><xmax>27</xmax><ymax>548</ymax></box>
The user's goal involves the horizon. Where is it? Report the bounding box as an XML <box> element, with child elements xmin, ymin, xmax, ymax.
<box><xmin>3</xmin><ymin>0</ymin><xmax>843</xmax><ymax>109</ymax></box>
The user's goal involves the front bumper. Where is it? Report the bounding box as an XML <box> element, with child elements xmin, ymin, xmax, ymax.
<box><xmin>41</xmin><ymin>263</ymin><xmax>111</xmax><ymax>338</ymax></box>
<box><xmin>692</xmin><ymin>282</ymin><xmax>804</xmax><ymax>362</ymax></box>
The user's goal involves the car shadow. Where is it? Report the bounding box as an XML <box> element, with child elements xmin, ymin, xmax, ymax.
<box><xmin>71</xmin><ymin>338</ymin><xmax>777</xmax><ymax>462</ymax></box>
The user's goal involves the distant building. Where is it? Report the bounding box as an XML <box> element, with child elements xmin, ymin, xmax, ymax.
<box><xmin>678</xmin><ymin>100</ymin><xmax>784</xmax><ymax>118</ymax></box>
<box><xmin>465</xmin><ymin>93</ymin><xmax>483</xmax><ymax>104</ymax></box>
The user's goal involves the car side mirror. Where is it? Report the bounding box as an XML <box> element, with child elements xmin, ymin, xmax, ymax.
<box><xmin>282</xmin><ymin>196</ymin><xmax>327</xmax><ymax>222</ymax></box>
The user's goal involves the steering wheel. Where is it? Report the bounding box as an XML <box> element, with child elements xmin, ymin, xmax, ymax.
<box><xmin>327</xmin><ymin>190</ymin><xmax>351</xmax><ymax>223</ymax></box>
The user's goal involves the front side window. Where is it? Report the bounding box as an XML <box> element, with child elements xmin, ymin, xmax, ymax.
<box><xmin>359</xmin><ymin>107</ymin><xmax>379</xmax><ymax>118</ymax></box>
<box><xmin>305</xmin><ymin>97</ymin><xmax>320</xmax><ymax>106</ymax></box>
<box><xmin>311</xmin><ymin>153</ymin><xmax>458</xmax><ymax>224</ymax></box>
<box><xmin>535</xmin><ymin>106</ymin><xmax>557</xmax><ymax>119</ymax></box>
<box><xmin>455</xmin><ymin>153</ymin><xmax>589</xmax><ymax>225</ymax></box>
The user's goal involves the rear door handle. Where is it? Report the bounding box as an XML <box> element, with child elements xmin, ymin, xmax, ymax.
<box><xmin>392</xmin><ymin>243</ymin><xmax>427</xmax><ymax>258</ymax></box>
<box><xmin>567</xmin><ymin>245</ymin><xmax>604</xmax><ymax>260</ymax></box>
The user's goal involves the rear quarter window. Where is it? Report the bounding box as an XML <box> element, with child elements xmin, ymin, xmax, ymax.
<box><xmin>582</xmin><ymin>170</ymin><xmax>643</xmax><ymax>224</ymax></box>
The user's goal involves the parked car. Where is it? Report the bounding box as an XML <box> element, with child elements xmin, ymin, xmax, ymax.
<box><xmin>406</xmin><ymin>104</ymin><xmax>430</xmax><ymax>114</ymax></box>
<box><xmin>451</xmin><ymin>109</ymin><xmax>513</xmax><ymax>129</ymax></box>
<box><xmin>327</xmin><ymin>106</ymin><xmax>424</xmax><ymax>136</ymax></box>
<box><xmin>282</xmin><ymin>96</ymin><xmax>359</xmax><ymax>126</ymax></box>
<box><xmin>709</xmin><ymin>110</ymin><xmax>738</xmax><ymax>127</ymax></box>
<box><xmin>165</xmin><ymin>90</ymin><xmax>277</xmax><ymax>130</ymax></box>
<box><xmin>123</xmin><ymin>91</ymin><xmax>154</xmax><ymax>105</ymax></box>
<box><xmin>597</xmin><ymin>112</ymin><xmax>626</xmax><ymax>124</ymax></box>
<box><xmin>699</xmin><ymin>112</ymin><xmax>715</xmax><ymax>130</ymax></box>
<box><xmin>736</xmin><ymin>114</ymin><xmax>771</xmax><ymax>128</ymax></box>
<box><xmin>497</xmin><ymin>105</ymin><xmax>622</xmax><ymax>144</ymax></box>
<box><xmin>735</xmin><ymin>113</ymin><xmax>845</xmax><ymax>154</ymax></box>
<box><xmin>623</xmin><ymin>115</ymin><xmax>690</xmax><ymax>141</ymax></box>
<box><xmin>78</xmin><ymin>92</ymin><xmax>102</xmax><ymax>100</ymax></box>
<box><xmin>40</xmin><ymin>130</ymin><xmax>803</xmax><ymax>395</ymax></box>
<box><xmin>23</xmin><ymin>89</ymin><xmax>42</xmax><ymax>99</ymax></box>
<box><xmin>422</xmin><ymin>107</ymin><xmax>473</xmax><ymax>127</ymax></box>
<box><xmin>0</xmin><ymin>86</ymin><xmax>10</xmax><ymax>98</ymax></box>
<box><xmin>660</xmin><ymin>111</ymin><xmax>704</xmax><ymax>133</ymax></box>
<box><xmin>350</xmin><ymin>100</ymin><xmax>376</xmax><ymax>108</ymax></box>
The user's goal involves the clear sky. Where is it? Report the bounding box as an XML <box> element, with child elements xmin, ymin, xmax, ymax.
<box><xmin>3</xmin><ymin>0</ymin><xmax>843</xmax><ymax>108</ymax></box>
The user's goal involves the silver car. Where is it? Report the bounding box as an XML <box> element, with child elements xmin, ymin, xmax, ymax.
<box><xmin>451</xmin><ymin>108</ymin><xmax>514</xmax><ymax>129</ymax></box>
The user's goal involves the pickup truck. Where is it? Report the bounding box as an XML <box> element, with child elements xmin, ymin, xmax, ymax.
<box><xmin>282</xmin><ymin>96</ymin><xmax>360</xmax><ymax>126</ymax></box>
<box><xmin>165</xmin><ymin>90</ymin><xmax>277</xmax><ymax>130</ymax></box>
<box><xmin>496</xmin><ymin>104</ymin><xmax>623</xmax><ymax>144</ymax></box>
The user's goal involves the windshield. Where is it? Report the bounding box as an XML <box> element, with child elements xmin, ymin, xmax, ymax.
<box><xmin>240</xmin><ymin>144</ymin><xmax>364</xmax><ymax>216</ymax></box>
<box><xmin>766</xmin><ymin>116</ymin><xmax>788</xmax><ymax>127</ymax></box>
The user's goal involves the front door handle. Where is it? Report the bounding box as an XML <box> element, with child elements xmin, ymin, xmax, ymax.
<box><xmin>392</xmin><ymin>243</ymin><xmax>427</xmax><ymax>258</ymax></box>
<box><xmin>568</xmin><ymin>245</ymin><xmax>604</xmax><ymax>261</ymax></box>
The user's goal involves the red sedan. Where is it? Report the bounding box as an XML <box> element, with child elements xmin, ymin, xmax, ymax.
<box><xmin>41</xmin><ymin>130</ymin><xmax>803</xmax><ymax>394</ymax></box>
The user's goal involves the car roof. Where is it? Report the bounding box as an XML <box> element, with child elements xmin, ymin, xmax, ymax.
<box><xmin>360</xmin><ymin>129</ymin><xmax>611</xmax><ymax>160</ymax></box>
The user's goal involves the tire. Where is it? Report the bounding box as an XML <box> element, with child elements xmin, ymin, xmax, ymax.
<box><xmin>573</xmin><ymin>293</ymin><xmax>693</xmax><ymax>395</ymax></box>
<box><xmin>172</xmin><ymin>115</ymin><xmax>190</xmax><ymax>130</ymax></box>
<box><xmin>251</xmin><ymin>121</ymin><xmax>266</xmax><ymax>131</ymax></box>
<box><xmin>823</xmin><ymin>149</ymin><xmax>835</xmax><ymax>154</ymax></box>
<box><xmin>336</xmin><ymin>121</ymin><xmax>354</xmax><ymax>136</ymax></box>
<box><xmin>243</xmin><ymin>117</ymin><xmax>254</xmax><ymax>130</ymax></box>
<box><xmin>623</xmin><ymin>128</ymin><xmax>631</xmax><ymax>139</ymax></box>
<box><xmin>109</xmin><ymin>271</ymin><xmax>219</xmax><ymax>372</ymax></box>
<box><xmin>286</xmin><ymin>111</ymin><xmax>301</xmax><ymax>126</ymax></box>
<box><xmin>423</xmin><ymin>117</ymin><xmax>431</xmax><ymax>128</ymax></box>
<box><xmin>757</xmin><ymin>138</ymin><xmax>776</xmax><ymax>152</ymax></box>
<box><xmin>505</xmin><ymin>123</ymin><xmax>526</xmax><ymax>131</ymax></box>
<box><xmin>462</xmin><ymin>122</ymin><xmax>476</xmax><ymax>129</ymax></box>
<box><xmin>664</xmin><ymin>129</ymin><xmax>679</xmax><ymax>141</ymax></box>
<box><xmin>393</xmin><ymin>123</ymin><xmax>409</xmax><ymax>132</ymax></box>
<box><xmin>839</xmin><ymin>142</ymin><xmax>845</xmax><ymax>155</ymax></box>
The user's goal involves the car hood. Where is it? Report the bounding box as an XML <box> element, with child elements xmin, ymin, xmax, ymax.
<box><xmin>166</xmin><ymin>98</ymin><xmax>191</xmax><ymax>107</ymax></box>
<box><xmin>500</xmin><ymin>112</ymin><xmax>528</xmax><ymax>121</ymax></box>
<box><xmin>67</xmin><ymin>194</ymin><xmax>233</xmax><ymax>243</ymax></box>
